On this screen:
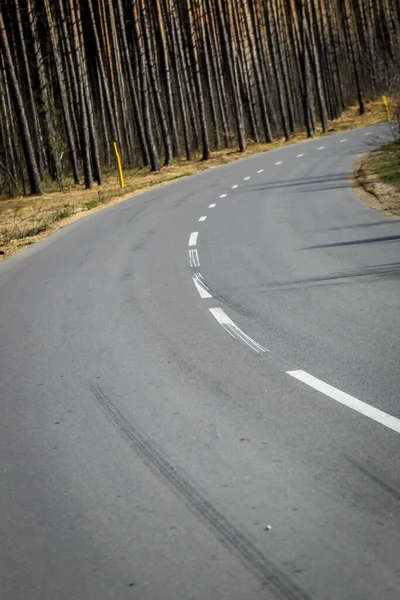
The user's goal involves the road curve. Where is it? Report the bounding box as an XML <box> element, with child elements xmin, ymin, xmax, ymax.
<box><xmin>1</xmin><ymin>125</ymin><xmax>399</xmax><ymax>600</ymax></box>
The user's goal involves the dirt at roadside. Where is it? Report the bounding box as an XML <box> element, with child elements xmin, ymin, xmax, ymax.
<box><xmin>352</xmin><ymin>156</ymin><xmax>400</xmax><ymax>220</ymax></box>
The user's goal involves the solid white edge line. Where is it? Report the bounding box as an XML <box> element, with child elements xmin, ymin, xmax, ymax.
<box><xmin>193</xmin><ymin>275</ymin><xmax>212</xmax><ymax>299</ymax></box>
<box><xmin>189</xmin><ymin>232</ymin><xmax>199</xmax><ymax>247</ymax></box>
<box><xmin>198</xmin><ymin>216</ymin><xmax>207</xmax><ymax>222</ymax></box>
<box><xmin>287</xmin><ymin>370</ymin><xmax>400</xmax><ymax>435</ymax></box>
<box><xmin>209</xmin><ymin>203</ymin><xmax>216</xmax><ymax>208</ymax></box>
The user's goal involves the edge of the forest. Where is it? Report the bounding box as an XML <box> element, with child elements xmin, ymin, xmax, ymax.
<box><xmin>0</xmin><ymin>100</ymin><xmax>389</xmax><ymax>261</ymax></box>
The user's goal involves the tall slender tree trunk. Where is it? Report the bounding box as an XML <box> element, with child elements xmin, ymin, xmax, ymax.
<box><xmin>0</xmin><ymin>10</ymin><xmax>42</xmax><ymax>194</ymax></box>
<box><xmin>184</xmin><ymin>0</ymin><xmax>210</xmax><ymax>160</ymax></box>
<box><xmin>132</xmin><ymin>0</ymin><xmax>160</xmax><ymax>172</ymax></box>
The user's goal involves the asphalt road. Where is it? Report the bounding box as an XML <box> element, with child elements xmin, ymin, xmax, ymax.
<box><xmin>1</xmin><ymin>124</ymin><xmax>399</xmax><ymax>600</ymax></box>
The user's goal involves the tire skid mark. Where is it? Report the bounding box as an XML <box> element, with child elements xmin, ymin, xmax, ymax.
<box><xmin>90</xmin><ymin>384</ymin><xmax>312</xmax><ymax>600</ymax></box>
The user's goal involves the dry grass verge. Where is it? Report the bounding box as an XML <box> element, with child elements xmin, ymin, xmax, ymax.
<box><xmin>0</xmin><ymin>99</ymin><xmax>387</xmax><ymax>260</ymax></box>
<box><xmin>353</xmin><ymin>139</ymin><xmax>400</xmax><ymax>219</ymax></box>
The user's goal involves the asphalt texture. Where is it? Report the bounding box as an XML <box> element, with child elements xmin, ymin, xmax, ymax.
<box><xmin>1</xmin><ymin>124</ymin><xmax>399</xmax><ymax>600</ymax></box>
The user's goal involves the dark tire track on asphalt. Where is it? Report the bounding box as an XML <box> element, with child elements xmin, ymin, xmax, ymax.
<box><xmin>90</xmin><ymin>384</ymin><xmax>312</xmax><ymax>600</ymax></box>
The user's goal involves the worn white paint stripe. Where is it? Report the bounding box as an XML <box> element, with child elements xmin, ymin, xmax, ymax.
<box><xmin>209</xmin><ymin>308</ymin><xmax>267</xmax><ymax>353</ymax></box>
<box><xmin>209</xmin><ymin>203</ymin><xmax>216</xmax><ymax>208</ymax></box>
<box><xmin>189</xmin><ymin>232</ymin><xmax>199</xmax><ymax>247</ymax></box>
<box><xmin>340</xmin><ymin>139</ymin><xmax>347</xmax><ymax>143</ymax></box>
<box><xmin>365</xmin><ymin>132</ymin><xmax>372</xmax><ymax>136</ymax></box>
<box><xmin>244</xmin><ymin>176</ymin><xmax>251</xmax><ymax>180</ymax></box>
<box><xmin>227</xmin><ymin>324</ymin><xmax>267</xmax><ymax>353</ymax></box>
<box><xmin>188</xmin><ymin>249</ymin><xmax>200</xmax><ymax>268</ymax></box>
<box><xmin>257</xmin><ymin>169</ymin><xmax>264</xmax><ymax>173</ymax></box>
<box><xmin>287</xmin><ymin>370</ymin><xmax>400</xmax><ymax>435</ymax></box>
<box><xmin>275</xmin><ymin>161</ymin><xmax>283</xmax><ymax>165</ymax></box>
<box><xmin>232</xmin><ymin>185</ymin><xmax>239</xmax><ymax>189</ymax></box>
<box><xmin>209</xmin><ymin>307</ymin><xmax>234</xmax><ymax>325</ymax></box>
<box><xmin>297</xmin><ymin>154</ymin><xmax>304</xmax><ymax>158</ymax></box>
<box><xmin>220</xmin><ymin>194</ymin><xmax>227</xmax><ymax>198</ymax></box>
<box><xmin>193</xmin><ymin>274</ymin><xmax>212</xmax><ymax>299</ymax></box>
<box><xmin>318</xmin><ymin>146</ymin><xmax>325</xmax><ymax>150</ymax></box>
<box><xmin>198</xmin><ymin>216</ymin><xmax>207</xmax><ymax>222</ymax></box>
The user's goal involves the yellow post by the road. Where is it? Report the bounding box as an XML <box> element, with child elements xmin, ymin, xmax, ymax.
<box><xmin>382</xmin><ymin>96</ymin><xmax>391</xmax><ymax>122</ymax></box>
<box><xmin>113</xmin><ymin>142</ymin><xmax>125</xmax><ymax>189</ymax></box>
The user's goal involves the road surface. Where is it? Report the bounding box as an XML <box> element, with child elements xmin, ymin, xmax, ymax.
<box><xmin>1</xmin><ymin>125</ymin><xmax>399</xmax><ymax>599</ymax></box>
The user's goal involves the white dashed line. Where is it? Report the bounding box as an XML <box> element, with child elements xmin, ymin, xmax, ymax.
<box><xmin>189</xmin><ymin>232</ymin><xmax>199</xmax><ymax>247</ymax></box>
<box><xmin>297</xmin><ymin>154</ymin><xmax>304</xmax><ymax>158</ymax></box>
<box><xmin>193</xmin><ymin>274</ymin><xmax>212</xmax><ymax>299</ymax></box>
<box><xmin>257</xmin><ymin>169</ymin><xmax>264</xmax><ymax>173</ymax></box>
<box><xmin>318</xmin><ymin>146</ymin><xmax>325</xmax><ymax>150</ymax></box>
<box><xmin>275</xmin><ymin>161</ymin><xmax>283</xmax><ymax>165</ymax></box>
<box><xmin>340</xmin><ymin>139</ymin><xmax>347</xmax><ymax>143</ymax></box>
<box><xmin>232</xmin><ymin>185</ymin><xmax>239</xmax><ymax>189</ymax></box>
<box><xmin>188</xmin><ymin>249</ymin><xmax>200</xmax><ymax>268</ymax></box>
<box><xmin>209</xmin><ymin>203</ymin><xmax>216</xmax><ymax>208</ymax></box>
<box><xmin>287</xmin><ymin>370</ymin><xmax>400</xmax><ymax>435</ymax></box>
<box><xmin>209</xmin><ymin>308</ymin><xmax>268</xmax><ymax>354</ymax></box>
<box><xmin>365</xmin><ymin>132</ymin><xmax>372</xmax><ymax>136</ymax></box>
<box><xmin>198</xmin><ymin>216</ymin><xmax>207</xmax><ymax>222</ymax></box>
<box><xmin>244</xmin><ymin>176</ymin><xmax>251</xmax><ymax>180</ymax></box>
<box><xmin>220</xmin><ymin>194</ymin><xmax>227</xmax><ymax>198</ymax></box>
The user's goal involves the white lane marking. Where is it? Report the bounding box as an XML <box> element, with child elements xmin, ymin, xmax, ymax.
<box><xmin>297</xmin><ymin>154</ymin><xmax>304</xmax><ymax>158</ymax></box>
<box><xmin>275</xmin><ymin>161</ymin><xmax>283</xmax><ymax>165</ymax></box>
<box><xmin>210</xmin><ymin>307</ymin><xmax>233</xmax><ymax>325</ymax></box>
<box><xmin>209</xmin><ymin>203</ymin><xmax>216</xmax><ymax>208</ymax></box>
<box><xmin>209</xmin><ymin>308</ymin><xmax>268</xmax><ymax>354</ymax></box>
<box><xmin>257</xmin><ymin>169</ymin><xmax>264</xmax><ymax>173</ymax></box>
<box><xmin>365</xmin><ymin>132</ymin><xmax>372</xmax><ymax>136</ymax></box>
<box><xmin>232</xmin><ymin>185</ymin><xmax>239</xmax><ymax>189</ymax></box>
<box><xmin>188</xmin><ymin>249</ymin><xmax>200</xmax><ymax>268</ymax></box>
<box><xmin>318</xmin><ymin>146</ymin><xmax>325</xmax><ymax>150</ymax></box>
<box><xmin>198</xmin><ymin>216</ymin><xmax>207</xmax><ymax>222</ymax></box>
<box><xmin>189</xmin><ymin>232</ymin><xmax>199</xmax><ymax>247</ymax></box>
<box><xmin>340</xmin><ymin>139</ymin><xmax>347</xmax><ymax>143</ymax></box>
<box><xmin>287</xmin><ymin>370</ymin><xmax>400</xmax><ymax>435</ymax></box>
<box><xmin>244</xmin><ymin>176</ymin><xmax>251</xmax><ymax>180</ymax></box>
<box><xmin>220</xmin><ymin>194</ymin><xmax>227</xmax><ymax>198</ymax></box>
<box><xmin>193</xmin><ymin>274</ymin><xmax>212</xmax><ymax>299</ymax></box>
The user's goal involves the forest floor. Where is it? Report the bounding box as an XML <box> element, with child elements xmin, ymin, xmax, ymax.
<box><xmin>352</xmin><ymin>138</ymin><xmax>400</xmax><ymax>219</ymax></box>
<box><xmin>0</xmin><ymin>99</ymin><xmax>389</xmax><ymax>260</ymax></box>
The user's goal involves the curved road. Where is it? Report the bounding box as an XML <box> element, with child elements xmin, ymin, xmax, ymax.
<box><xmin>1</xmin><ymin>125</ymin><xmax>400</xmax><ymax>599</ymax></box>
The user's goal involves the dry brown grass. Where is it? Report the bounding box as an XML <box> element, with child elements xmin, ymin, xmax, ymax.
<box><xmin>0</xmin><ymin>99</ymin><xmax>387</xmax><ymax>260</ymax></box>
<box><xmin>352</xmin><ymin>140</ymin><xmax>400</xmax><ymax>219</ymax></box>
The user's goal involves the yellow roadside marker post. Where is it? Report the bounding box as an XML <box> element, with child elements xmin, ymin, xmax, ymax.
<box><xmin>113</xmin><ymin>142</ymin><xmax>125</xmax><ymax>188</ymax></box>
<box><xmin>382</xmin><ymin>96</ymin><xmax>391</xmax><ymax>122</ymax></box>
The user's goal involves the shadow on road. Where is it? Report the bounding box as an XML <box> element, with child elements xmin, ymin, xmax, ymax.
<box><xmin>224</xmin><ymin>262</ymin><xmax>400</xmax><ymax>294</ymax></box>
<box><xmin>303</xmin><ymin>235</ymin><xmax>400</xmax><ymax>249</ymax></box>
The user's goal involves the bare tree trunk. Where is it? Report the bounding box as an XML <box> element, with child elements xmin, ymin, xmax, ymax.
<box><xmin>184</xmin><ymin>0</ymin><xmax>210</xmax><ymax>160</ymax></box>
<box><xmin>0</xmin><ymin>9</ymin><xmax>42</xmax><ymax>194</ymax></box>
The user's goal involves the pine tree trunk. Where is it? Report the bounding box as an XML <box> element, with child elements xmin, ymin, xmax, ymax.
<box><xmin>0</xmin><ymin>9</ymin><xmax>42</xmax><ymax>194</ymax></box>
<box><xmin>184</xmin><ymin>0</ymin><xmax>210</xmax><ymax>160</ymax></box>
<box><xmin>132</xmin><ymin>0</ymin><xmax>160</xmax><ymax>172</ymax></box>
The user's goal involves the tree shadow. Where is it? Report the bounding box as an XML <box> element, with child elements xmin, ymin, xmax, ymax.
<box><xmin>224</xmin><ymin>262</ymin><xmax>400</xmax><ymax>294</ymax></box>
<box><xmin>302</xmin><ymin>235</ymin><xmax>400</xmax><ymax>249</ymax></box>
